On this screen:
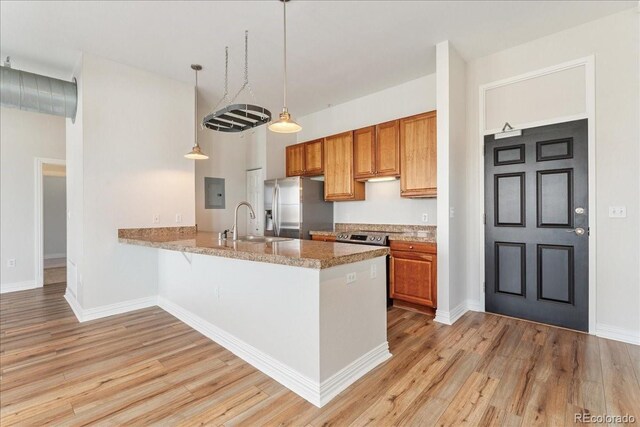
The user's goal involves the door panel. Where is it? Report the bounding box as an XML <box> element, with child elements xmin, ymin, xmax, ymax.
<box><xmin>485</xmin><ymin>119</ymin><xmax>588</xmax><ymax>331</ymax></box>
<box><xmin>495</xmin><ymin>173</ymin><xmax>525</xmax><ymax>226</ymax></box>
<box><xmin>537</xmin><ymin>244</ymin><xmax>574</xmax><ymax>304</ymax></box>
<box><xmin>537</xmin><ymin>169</ymin><xmax>573</xmax><ymax>227</ymax></box>
<box><xmin>495</xmin><ymin>242</ymin><xmax>526</xmax><ymax>296</ymax></box>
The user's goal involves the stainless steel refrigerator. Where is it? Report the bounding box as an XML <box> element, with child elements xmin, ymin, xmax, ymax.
<box><xmin>264</xmin><ymin>177</ymin><xmax>333</xmax><ymax>239</ymax></box>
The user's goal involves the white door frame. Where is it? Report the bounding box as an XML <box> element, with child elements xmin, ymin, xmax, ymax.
<box><xmin>477</xmin><ymin>56</ymin><xmax>597</xmax><ymax>333</ymax></box>
<box><xmin>34</xmin><ymin>157</ymin><xmax>66</xmax><ymax>287</ymax></box>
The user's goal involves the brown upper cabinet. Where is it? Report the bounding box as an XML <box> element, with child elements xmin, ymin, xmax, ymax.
<box><xmin>354</xmin><ymin>120</ymin><xmax>401</xmax><ymax>180</ymax></box>
<box><xmin>324</xmin><ymin>131</ymin><xmax>365</xmax><ymax>201</ymax></box>
<box><xmin>400</xmin><ymin>111</ymin><xmax>437</xmax><ymax>197</ymax></box>
<box><xmin>286</xmin><ymin>139</ymin><xmax>324</xmax><ymax>177</ymax></box>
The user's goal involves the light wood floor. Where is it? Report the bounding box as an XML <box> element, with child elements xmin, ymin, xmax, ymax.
<box><xmin>1</xmin><ymin>284</ymin><xmax>638</xmax><ymax>426</ymax></box>
<box><xmin>43</xmin><ymin>266</ymin><xmax>66</xmax><ymax>286</ymax></box>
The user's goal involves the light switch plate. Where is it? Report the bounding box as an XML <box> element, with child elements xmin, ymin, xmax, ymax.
<box><xmin>153</xmin><ymin>214</ymin><xmax>160</xmax><ymax>224</ymax></box>
<box><xmin>7</xmin><ymin>258</ymin><xmax>16</xmax><ymax>268</ymax></box>
<box><xmin>422</xmin><ymin>213</ymin><xmax>429</xmax><ymax>222</ymax></box>
<box><xmin>608</xmin><ymin>206</ymin><xmax>627</xmax><ymax>218</ymax></box>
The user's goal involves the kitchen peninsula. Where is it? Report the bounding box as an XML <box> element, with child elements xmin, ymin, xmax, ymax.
<box><xmin>118</xmin><ymin>227</ymin><xmax>391</xmax><ymax>407</ymax></box>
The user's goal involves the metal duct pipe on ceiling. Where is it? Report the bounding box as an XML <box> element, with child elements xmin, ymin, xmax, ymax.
<box><xmin>0</xmin><ymin>64</ymin><xmax>77</xmax><ymax>121</ymax></box>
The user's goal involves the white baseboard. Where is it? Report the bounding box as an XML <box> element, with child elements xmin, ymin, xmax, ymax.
<box><xmin>435</xmin><ymin>299</ymin><xmax>485</xmax><ymax>325</ymax></box>
<box><xmin>319</xmin><ymin>342</ymin><xmax>391</xmax><ymax>406</ymax></box>
<box><xmin>0</xmin><ymin>281</ymin><xmax>39</xmax><ymax>294</ymax></box>
<box><xmin>435</xmin><ymin>301</ymin><xmax>467</xmax><ymax>325</ymax></box>
<box><xmin>64</xmin><ymin>289</ymin><xmax>83</xmax><ymax>322</ymax></box>
<box><xmin>596</xmin><ymin>323</ymin><xmax>640</xmax><ymax>345</ymax></box>
<box><xmin>44</xmin><ymin>253</ymin><xmax>66</xmax><ymax>260</ymax></box>
<box><xmin>465</xmin><ymin>299</ymin><xmax>484</xmax><ymax>312</ymax></box>
<box><xmin>158</xmin><ymin>296</ymin><xmax>390</xmax><ymax>407</ymax></box>
<box><xmin>63</xmin><ymin>292</ymin><xmax>157</xmax><ymax>323</ymax></box>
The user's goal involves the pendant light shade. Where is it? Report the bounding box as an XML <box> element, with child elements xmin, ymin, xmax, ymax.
<box><xmin>269</xmin><ymin>109</ymin><xmax>302</xmax><ymax>133</ymax></box>
<box><xmin>185</xmin><ymin>64</ymin><xmax>209</xmax><ymax>159</ymax></box>
<box><xmin>269</xmin><ymin>0</ymin><xmax>301</xmax><ymax>134</ymax></box>
<box><xmin>185</xmin><ymin>144</ymin><xmax>209</xmax><ymax>160</ymax></box>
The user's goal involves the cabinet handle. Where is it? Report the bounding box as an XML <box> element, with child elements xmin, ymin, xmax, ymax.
<box><xmin>409</xmin><ymin>246</ymin><xmax>414</xmax><ymax>249</ymax></box>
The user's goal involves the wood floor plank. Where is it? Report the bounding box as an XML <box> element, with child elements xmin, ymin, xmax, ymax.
<box><xmin>1</xmin><ymin>282</ymin><xmax>638</xmax><ymax>426</ymax></box>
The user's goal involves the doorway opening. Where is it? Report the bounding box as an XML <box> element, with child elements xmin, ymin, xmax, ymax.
<box><xmin>35</xmin><ymin>158</ymin><xmax>66</xmax><ymax>288</ymax></box>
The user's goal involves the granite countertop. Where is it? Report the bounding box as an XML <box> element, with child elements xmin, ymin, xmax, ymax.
<box><xmin>310</xmin><ymin>223</ymin><xmax>436</xmax><ymax>244</ymax></box>
<box><xmin>118</xmin><ymin>227</ymin><xmax>389</xmax><ymax>269</ymax></box>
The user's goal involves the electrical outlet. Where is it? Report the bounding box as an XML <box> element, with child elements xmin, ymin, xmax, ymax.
<box><xmin>153</xmin><ymin>214</ymin><xmax>160</xmax><ymax>224</ymax></box>
<box><xmin>346</xmin><ymin>272</ymin><xmax>356</xmax><ymax>284</ymax></box>
<box><xmin>370</xmin><ymin>264</ymin><xmax>377</xmax><ymax>279</ymax></box>
<box><xmin>422</xmin><ymin>213</ymin><xmax>429</xmax><ymax>223</ymax></box>
<box><xmin>449</xmin><ymin>207</ymin><xmax>455</xmax><ymax>218</ymax></box>
<box><xmin>608</xmin><ymin>206</ymin><xmax>627</xmax><ymax>218</ymax></box>
<box><xmin>175</xmin><ymin>214</ymin><xmax>182</xmax><ymax>223</ymax></box>
<box><xmin>7</xmin><ymin>258</ymin><xmax>16</xmax><ymax>268</ymax></box>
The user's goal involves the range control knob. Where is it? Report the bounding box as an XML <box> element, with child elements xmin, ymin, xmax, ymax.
<box><xmin>377</xmin><ymin>237</ymin><xmax>382</xmax><ymax>241</ymax></box>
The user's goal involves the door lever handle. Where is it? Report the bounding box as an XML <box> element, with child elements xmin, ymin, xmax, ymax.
<box><xmin>566</xmin><ymin>227</ymin><xmax>586</xmax><ymax>236</ymax></box>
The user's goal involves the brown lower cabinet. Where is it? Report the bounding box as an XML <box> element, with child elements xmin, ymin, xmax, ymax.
<box><xmin>390</xmin><ymin>241</ymin><xmax>437</xmax><ymax>309</ymax></box>
<box><xmin>311</xmin><ymin>235</ymin><xmax>337</xmax><ymax>242</ymax></box>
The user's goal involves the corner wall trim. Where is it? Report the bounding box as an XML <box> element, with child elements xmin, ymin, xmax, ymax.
<box><xmin>0</xmin><ymin>281</ymin><xmax>38</xmax><ymax>294</ymax></box>
<box><xmin>157</xmin><ymin>296</ymin><xmax>390</xmax><ymax>407</ymax></box>
<box><xmin>596</xmin><ymin>323</ymin><xmax>640</xmax><ymax>345</ymax></box>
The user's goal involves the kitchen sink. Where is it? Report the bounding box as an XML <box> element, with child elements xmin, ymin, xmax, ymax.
<box><xmin>235</xmin><ymin>236</ymin><xmax>293</xmax><ymax>243</ymax></box>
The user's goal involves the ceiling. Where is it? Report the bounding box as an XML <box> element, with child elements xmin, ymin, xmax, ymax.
<box><xmin>1</xmin><ymin>1</ymin><xmax>634</xmax><ymax>118</ymax></box>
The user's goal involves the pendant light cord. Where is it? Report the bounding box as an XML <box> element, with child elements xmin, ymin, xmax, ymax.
<box><xmin>283</xmin><ymin>0</ymin><xmax>288</xmax><ymax>109</ymax></box>
<box><xmin>194</xmin><ymin>67</ymin><xmax>198</xmax><ymax>146</ymax></box>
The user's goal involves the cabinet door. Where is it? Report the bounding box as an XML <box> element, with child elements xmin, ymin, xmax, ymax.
<box><xmin>286</xmin><ymin>143</ymin><xmax>306</xmax><ymax>177</ymax></box>
<box><xmin>304</xmin><ymin>139</ymin><xmax>324</xmax><ymax>176</ymax></box>
<box><xmin>400</xmin><ymin>111</ymin><xmax>437</xmax><ymax>197</ymax></box>
<box><xmin>353</xmin><ymin>126</ymin><xmax>376</xmax><ymax>179</ymax></box>
<box><xmin>390</xmin><ymin>250</ymin><xmax>437</xmax><ymax>307</ymax></box>
<box><xmin>324</xmin><ymin>132</ymin><xmax>365</xmax><ymax>201</ymax></box>
<box><xmin>375</xmin><ymin>120</ymin><xmax>400</xmax><ymax>177</ymax></box>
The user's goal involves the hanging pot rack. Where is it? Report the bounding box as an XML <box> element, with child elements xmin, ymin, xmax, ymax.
<box><xmin>202</xmin><ymin>31</ymin><xmax>271</xmax><ymax>133</ymax></box>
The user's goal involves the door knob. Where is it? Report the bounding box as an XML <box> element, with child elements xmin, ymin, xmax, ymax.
<box><xmin>566</xmin><ymin>227</ymin><xmax>586</xmax><ymax>236</ymax></box>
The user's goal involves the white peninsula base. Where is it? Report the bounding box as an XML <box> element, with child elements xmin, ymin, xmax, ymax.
<box><xmin>156</xmin><ymin>249</ymin><xmax>391</xmax><ymax>407</ymax></box>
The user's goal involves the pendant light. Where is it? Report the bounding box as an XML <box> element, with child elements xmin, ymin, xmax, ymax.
<box><xmin>185</xmin><ymin>64</ymin><xmax>209</xmax><ymax>160</ymax></box>
<box><xmin>269</xmin><ymin>0</ymin><xmax>302</xmax><ymax>134</ymax></box>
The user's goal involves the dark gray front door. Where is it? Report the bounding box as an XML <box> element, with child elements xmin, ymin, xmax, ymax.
<box><xmin>484</xmin><ymin>119</ymin><xmax>588</xmax><ymax>331</ymax></box>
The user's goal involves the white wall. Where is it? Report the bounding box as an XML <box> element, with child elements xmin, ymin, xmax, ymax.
<box><xmin>0</xmin><ymin>108</ymin><xmax>66</xmax><ymax>289</ymax></box>
<box><xmin>296</xmin><ymin>74</ymin><xmax>438</xmax><ymax>226</ymax></box>
<box><xmin>464</xmin><ymin>9</ymin><xmax>640</xmax><ymax>340</ymax></box>
<box><xmin>67</xmin><ymin>54</ymin><xmax>195</xmax><ymax>309</ymax></box>
<box><xmin>66</xmin><ymin>56</ymin><xmax>84</xmax><ymax>299</ymax></box>
<box><xmin>195</xmin><ymin>128</ymin><xmax>248</xmax><ymax>234</ymax></box>
<box><xmin>43</xmin><ymin>176</ymin><xmax>67</xmax><ymax>258</ymax></box>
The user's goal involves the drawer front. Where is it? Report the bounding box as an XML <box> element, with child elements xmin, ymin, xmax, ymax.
<box><xmin>390</xmin><ymin>241</ymin><xmax>436</xmax><ymax>254</ymax></box>
<box><xmin>311</xmin><ymin>234</ymin><xmax>337</xmax><ymax>242</ymax></box>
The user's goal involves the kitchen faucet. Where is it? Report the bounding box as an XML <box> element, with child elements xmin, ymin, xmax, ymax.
<box><xmin>232</xmin><ymin>201</ymin><xmax>256</xmax><ymax>241</ymax></box>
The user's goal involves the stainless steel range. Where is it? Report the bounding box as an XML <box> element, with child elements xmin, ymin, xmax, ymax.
<box><xmin>335</xmin><ymin>231</ymin><xmax>390</xmax><ymax>246</ymax></box>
